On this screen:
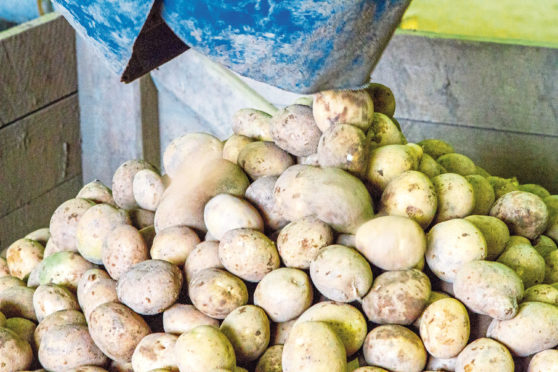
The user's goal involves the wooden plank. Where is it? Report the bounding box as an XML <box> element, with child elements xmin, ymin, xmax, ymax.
<box><xmin>0</xmin><ymin>176</ymin><xmax>81</xmax><ymax>251</ymax></box>
<box><xmin>139</xmin><ymin>75</ymin><xmax>161</xmax><ymax>168</ymax></box>
<box><xmin>0</xmin><ymin>94</ymin><xmax>81</xmax><ymax>218</ymax></box>
<box><xmin>0</xmin><ymin>13</ymin><xmax>77</xmax><ymax>126</ymax></box>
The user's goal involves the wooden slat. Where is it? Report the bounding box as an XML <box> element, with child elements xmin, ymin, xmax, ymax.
<box><xmin>140</xmin><ymin>75</ymin><xmax>161</xmax><ymax>169</ymax></box>
<box><xmin>0</xmin><ymin>13</ymin><xmax>77</xmax><ymax>126</ymax></box>
<box><xmin>0</xmin><ymin>94</ymin><xmax>81</xmax><ymax>218</ymax></box>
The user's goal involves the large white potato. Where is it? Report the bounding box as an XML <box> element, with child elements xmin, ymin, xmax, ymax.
<box><xmin>455</xmin><ymin>338</ymin><xmax>514</xmax><ymax>372</ymax></box>
<box><xmin>204</xmin><ymin>194</ymin><xmax>264</xmax><ymax>240</ymax></box>
<box><xmin>432</xmin><ymin>173</ymin><xmax>475</xmax><ymax>223</ymax></box>
<box><xmin>528</xmin><ymin>349</ymin><xmax>558</xmax><ymax>372</ymax></box>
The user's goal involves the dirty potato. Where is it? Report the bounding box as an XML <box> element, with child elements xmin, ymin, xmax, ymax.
<box><xmin>184</xmin><ymin>241</ymin><xmax>223</xmax><ymax>282</ymax></box>
<box><xmin>131</xmin><ymin>333</ymin><xmax>178</xmax><ymax>372</ymax></box>
<box><xmin>38</xmin><ymin>251</ymin><xmax>95</xmax><ymax>291</ymax></box>
<box><xmin>232</xmin><ymin>108</ymin><xmax>273</xmax><ymax>141</ymax></box>
<box><xmin>77</xmin><ymin>268</ymin><xmax>118</xmax><ymax>321</ymax></box>
<box><xmin>0</xmin><ymin>328</ymin><xmax>33</xmax><ymax>371</ymax></box>
<box><xmin>418</xmin><ymin>153</ymin><xmax>446</xmax><ymax>178</ymax></box>
<box><xmin>245</xmin><ymin>176</ymin><xmax>288</xmax><ymax>231</ymax></box>
<box><xmin>270</xmin><ymin>104</ymin><xmax>321</xmax><ymax>156</ymax></box>
<box><xmin>313</xmin><ymin>89</ymin><xmax>374</xmax><ymax>132</ymax></box>
<box><xmin>102</xmin><ymin>224</ymin><xmax>148</xmax><ymax>280</ymax></box>
<box><xmin>77</xmin><ymin>180</ymin><xmax>115</xmax><ymax>205</ymax></box>
<box><xmin>33</xmin><ymin>284</ymin><xmax>80</xmax><ymax>322</ymax></box>
<box><xmin>34</xmin><ymin>309</ymin><xmax>86</xmax><ymax>347</ymax></box>
<box><xmin>112</xmin><ymin>160</ymin><xmax>156</xmax><ymax>209</ymax></box>
<box><xmin>150</xmin><ymin>225</ymin><xmax>200</xmax><ymax>266</ymax></box>
<box><xmin>437</xmin><ymin>153</ymin><xmax>476</xmax><ymax>176</ymax></box>
<box><xmin>222</xmin><ymin>134</ymin><xmax>254</xmax><ymax>164</ymax></box>
<box><xmin>0</xmin><ymin>286</ymin><xmax>36</xmax><ymax>320</ymax></box>
<box><xmin>367</xmin><ymin>113</ymin><xmax>405</xmax><ymax>147</ymax></box>
<box><xmin>163</xmin><ymin>303</ymin><xmax>219</xmax><ymax>334</ymax></box>
<box><xmin>238</xmin><ymin>142</ymin><xmax>294</xmax><ymax>179</ymax></box>
<box><xmin>317</xmin><ymin>124</ymin><xmax>368</xmax><ymax>175</ymax></box>
<box><xmin>455</xmin><ymin>338</ymin><xmax>514</xmax><ymax>372</ymax></box>
<box><xmin>366</xmin><ymin>144</ymin><xmax>422</xmax><ymax>192</ymax></box>
<box><xmin>6</xmin><ymin>238</ymin><xmax>44</xmax><ymax>280</ymax></box>
<box><xmin>49</xmin><ymin>198</ymin><xmax>96</xmax><ymax>252</ymax></box>
<box><xmin>432</xmin><ymin>173</ymin><xmax>475</xmax><ymax>223</ymax></box>
<box><xmin>465</xmin><ymin>175</ymin><xmax>496</xmax><ymax>215</ymax></box>
<box><xmin>204</xmin><ymin>194</ymin><xmax>264</xmax><ymax>240</ymax></box>
<box><xmin>464</xmin><ymin>215</ymin><xmax>510</xmax><ymax>259</ymax></box>
<box><xmin>418</xmin><ymin>139</ymin><xmax>454</xmax><ymax>160</ymax></box>
<box><xmin>497</xmin><ymin>242</ymin><xmax>545</xmax><ymax>288</ymax></box>
<box><xmin>365</xmin><ymin>82</ymin><xmax>396</xmax><ymax>117</ymax></box>
<box><xmin>255</xmin><ymin>345</ymin><xmax>283</xmax><ymax>372</ymax></box>
<box><xmin>132</xmin><ymin>168</ymin><xmax>166</xmax><ymax>211</ymax></box>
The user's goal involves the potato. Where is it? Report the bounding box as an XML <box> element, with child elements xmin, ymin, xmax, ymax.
<box><xmin>426</xmin><ymin>219</ymin><xmax>487</xmax><ymax>282</ymax></box>
<box><xmin>366</xmin><ymin>144</ymin><xmax>422</xmax><ymax>192</ymax></box>
<box><xmin>362</xmin><ymin>324</ymin><xmax>427</xmax><ymax>372</ymax></box>
<box><xmin>412</xmin><ymin>291</ymin><xmax>451</xmax><ymax>328</ymax></box>
<box><xmin>418</xmin><ymin>153</ymin><xmax>446</xmax><ymax>178</ymax></box>
<box><xmin>24</xmin><ymin>227</ymin><xmax>50</xmax><ymax>245</ymax></box>
<box><xmin>488</xmin><ymin>176</ymin><xmax>519</xmax><ymax>199</ymax></box>
<box><xmin>255</xmin><ymin>345</ymin><xmax>283</xmax><ymax>372</ymax></box>
<box><xmin>184</xmin><ymin>241</ymin><xmax>223</xmax><ymax>282</ymax></box>
<box><xmin>317</xmin><ymin>124</ymin><xmax>368</xmax><ymax>175</ymax></box>
<box><xmin>89</xmin><ymin>302</ymin><xmax>151</xmax><ymax>362</ymax></box>
<box><xmin>117</xmin><ymin>260</ymin><xmax>182</xmax><ymax>315</ymax></box>
<box><xmin>27</xmin><ymin>262</ymin><xmax>42</xmax><ymax>287</ymax></box>
<box><xmin>0</xmin><ymin>328</ymin><xmax>33</xmax><ymax>371</ymax></box>
<box><xmin>454</xmin><ymin>260</ymin><xmax>524</xmax><ymax>320</ymax></box>
<box><xmin>365</xmin><ymin>83</ymin><xmax>395</xmax><ymax>117</ymax></box>
<box><xmin>149</xmin><ymin>226</ymin><xmax>200</xmax><ymax>267</ymax></box>
<box><xmin>310</xmin><ymin>245</ymin><xmax>372</xmax><ymax>302</ymax></box>
<box><xmin>336</xmin><ymin>233</ymin><xmax>355</xmax><ymax>247</ymax></box>
<box><xmin>103</xmin><ymin>224</ymin><xmax>148</xmax><ymax>280</ymax></box>
<box><xmin>33</xmin><ymin>284</ymin><xmax>80</xmax><ymax>321</ymax></box>
<box><xmin>175</xmin><ymin>325</ymin><xmax>236</xmax><ymax>371</ymax></box>
<box><xmin>223</xmin><ymin>135</ymin><xmax>254</xmax><ymax>164</ymax></box>
<box><xmin>132</xmin><ymin>169</ymin><xmax>165</xmax><ymax>211</ymax></box>
<box><xmin>270</xmin><ymin>104</ymin><xmax>321</xmax><ymax>157</ymax></box>
<box><xmin>254</xmin><ymin>268</ymin><xmax>313</xmax><ymax>322</ymax></box>
<box><xmin>455</xmin><ymin>338</ymin><xmax>514</xmax><ymax>372</ymax></box>
<box><xmin>545</xmin><ymin>250</ymin><xmax>558</xmax><ymax>283</ymax></box>
<box><xmin>238</xmin><ymin>142</ymin><xmax>294</xmax><ymax>179</ymax></box>
<box><xmin>356</xmin><ymin>215</ymin><xmax>426</xmax><ymax>270</ymax></box>
<box><xmin>487</xmin><ymin>301</ymin><xmax>558</xmax><ymax>356</ymax></box>
<box><xmin>283</xmin><ymin>321</ymin><xmax>346</xmax><ymax>372</ymax></box>
<box><xmin>108</xmin><ymin>360</ymin><xmax>134</xmax><ymax>372</ymax></box>
<box><xmin>362</xmin><ymin>269</ymin><xmax>431</xmax><ymax>325</ymax></box>
<box><xmin>418</xmin><ymin>139</ymin><xmax>454</xmax><ymax>160</ymax></box>
<box><xmin>523</xmin><ymin>284</ymin><xmax>558</xmax><ymax>305</ymax></box>
<box><xmin>296</xmin><ymin>301</ymin><xmax>367</xmax><ymax>357</ymax></box>
<box><xmin>277</xmin><ymin>216</ymin><xmax>334</xmax><ymax>269</ymax></box>
<box><xmin>0</xmin><ymin>286</ymin><xmax>36</xmax><ymax>320</ymax></box>
<box><xmin>353</xmin><ymin>368</ymin><xmax>388</xmax><ymax>372</ymax></box>
<box><xmin>43</xmin><ymin>238</ymin><xmax>62</xmax><ymax>257</ymax></box>
<box><xmin>39</xmin><ymin>251</ymin><xmax>96</xmax><ymax>291</ymax></box>
<box><xmin>66</xmin><ymin>367</ymin><xmax>108</xmax><ymax>372</ymax></box>
<box><xmin>204</xmin><ymin>194</ymin><xmax>264</xmax><ymax>240</ymax></box>
<box><xmin>38</xmin><ymin>324</ymin><xmax>108</xmax><ymax>371</ymax></box>
<box><xmin>313</xmin><ymin>89</ymin><xmax>374</xmax><ymax>132</ymax></box>
<box><xmin>131</xmin><ymin>333</ymin><xmax>178</xmax><ymax>372</ymax></box>
<box><xmin>367</xmin><ymin>113</ymin><xmax>405</xmax><ymax>147</ymax></box>
<box><xmin>528</xmin><ymin>349</ymin><xmax>558</xmax><ymax>372</ymax></box>
<box><xmin>419</xmin><ymin>298</ymin><xmax>469</xmax><ymax>358</ymax></box>
<box><xmin>112</xmin><ymin>160</ymin><xmax>156</xmax><ymax>209</ymax></box>
<box><xmin>518</xmin><ymin>184</ymin><xmax>550</xmax><ymax>199</ymax></box>
<box><xmin>163</xmin><ymin>303</ymin><xmax>219</xmax><ymax>334</ymax></box>
<box><xmin>437</xmin><ymin>153</ymin><xmax>476</xmax><ymax>176</ymax></box>
<box><xmin>128</xmin><ymin>208</ymin><xmax>155</xmax><ymax>229</ymax></box>
<box><xmin>245</xmin><ymin>176</ymin><xmax>288</xmax><ymax>231</ymax></box>
<box><xmin>219</xmin><ymin>229</ymin><xmax>279</xmax><ymax>282</ymax></box>
<box><xmin>232</xmin><ymin>108</ymin><xmax>273</xmax><ymax>141</ymax></box>
<box><xmin>5</xmin><ymin>317</ymin><xmax>36</xmax><ymax>348</ymax></box>
<box><xmin>34</xmin><ymin>309</ymin><xmax>86</xmax><ymax>347</ymax></box>
<box><xmin>475</xmin><ymin>165</ymin><xmax>491</xmax><ymax>177</ymax></box>
<box><xmin>465</xmin><ymin>174</ymin><xmax>496</xmax><ymax>215</ymax></box>
<box><xmin>465</xmin><ymin>215</ymin><xmax>510</xmax><ymax>259</ymax></box>
<box><xmin>533</xmin><ymin>235</ymin><xmax>557</xmax><ymax>257</ymax></box>
<box><xmin>497</xmin><ymin>242</ymin><xmax>545</xmax><ymax>288</ymax></box>
<box><xmin>5</xmin><ymin>239</ymin><xmax>43</xmax><ymax>280</ymax></box>
<box><xmin>426</xmin><ymin>356</ymin><xmax>456</xmax><ymax>371</ymax></box>
<box><xmin>432</xmin><ymin>173</ymin><xmax>475</xmax><ymax>223</ymax></box>
<box><xmin>274</xmin><ymin>165</ymin><xmax>374</xmax><ymax>234</ymax></box>
<box><xmin>270</xmin><ymin>319</ymin><xmax>296</xmax><ymax>345</ymax></box>
<box><xmin>379</xmin><ymin>170</ymin><xmax>437</xmax><ymax>228</ymax></box>
<box><xmin>189</xmin><ymin>268</ymin><xmax>248</xmax><ymax>319</ymax></box>
<box><xmin>77</xmin><ymin>180</ymin><xmax>115</xmax><ymax>205</ymax></box>
<box><xmin>77</xmin><ymin>269</ymin><xmax>118</xmax><ymax>321</ymax></box>
<box><xmin>490</xmin><ymin>191</ymin><xmax>549</xmax><ymax>240</ymax></box>
<box><xmin>0</xmin><ymin>257</ymin><xmax>9</xmax><ymax>278</ymax></box>
<box><xmin>0</xmin><ymin>275</ymin><xmax>25</xmax><ymax>292</ymax></box>
<box><xmin>296</xmin><ymin>153</ymin><xmax>319</xmax><ymax>166</ymax></box>
<box><xmin>49</xmin><ymin>198</ymin><xmax>96</xmax><ymax>252</ymax></box>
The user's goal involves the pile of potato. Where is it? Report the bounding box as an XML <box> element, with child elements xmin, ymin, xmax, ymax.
<box><xmin>1</xmin><ymin>83</ymin><xmax>558</xmax><ymax>372</ymax></box>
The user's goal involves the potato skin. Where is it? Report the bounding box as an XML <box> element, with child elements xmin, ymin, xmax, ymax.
<box><xmin>317</xmin><ymin>124</ymin><xmax>368</xmax><ymax>175</ymax></box>
<box><xmin>524</xmin><ymin>284</ymin><xmax>558</xmax><ymax>305</ymax></box>
<box><xmin>255</xmin><ymin>345</ymin><xmax>283</xmax><ymax>372</ymax></box>
<box><xmin>366</xmin><ymin>144</ymin><xmax>421</xmax><ymax>192</ymax></box>
<box><xmin>497</xmin><ymin>243</ymin><xmax>545</xmax><ymax>288</ymax></box>
<box><xmin>455</xmin><ymin>338</ymin><xmax>514</xmax><ymax>372</ymax></box>
<box><xmin>270</xmin><ymin>104</ymin><xmax>321</xmax><ymax>157</ymax></box>
<box><xmin>418</xmin><ymin>153</ymin><xmax>446</xmax><ymax>178</ymax></box>
<box><xmin>232</xmin><ymin>109</ymin><xmax>273</xmax><ymax>141</ymax></box>
<box><xmin>103</xmin><ymin>224</ymin><xmax>148</xmax><ymax>280</ymax></box>
<box><xmin>6</xmin><ymin>239</ymin><xmax>44</xmax><ymax>280</ymax></box>
<box><xmin>465</xmin><ymin>215</ymin><xmax>510</xmax><ymax>259</ymax></box>
<box><xmin>0</xmin><ymin>327</ymin><xmax>33</xmax><ymax>371</ymax></box>
<box><xmin>88</xmin><ymin>302</ymin><xmax>151</xmax><ymax>362</ymax></box>
<box><xmin>34</xmin><ymin>309</ymin><xmax>86</xmax><ymax>347</ymax></box>
<box><xmin>131</xmin><ymin>333</ymin><xmax>178</xmax><ymax>372</ymax></box>
<box><xmin>77</xmin><ymin>180</ymin><xmax>115</xmax><ymax>205</ymax></box>
<box><xmin>183</xmin><ymin>241</ymin><xmax>223</xmax><ymax>282</ymax></box>
<box><xmin>0</xmin><ymin>286</ymin><xmax>36</xmax><ymax>320</ymax></box>
<box><xmin>112</xmin><ymin>160</ymin><xmax>156</xmax><ymax>210</ymax></box>
<box><xmin>77</xmin><ymin>269</ymin><xmax>118</xmax><ymax>321</ymax></box>
<box><xmin>223</xmin><ymin>134</ymin><xmax>254</xmax><ymax>164</ymax></box>
<box><xmin>0</xmin><ymin>275</ymin><xmax>25</xmax><ymax>292</ymax></box>
<box><xmin>204</xmin><ymin>194</ymin><xmax>264</xmax><ymax>240</ymax></box>
<box><xmin>313</xmin><ymin>90</ymin><xmax>374</xmax><ymax>132</ymax></box>
<box><xmin>163</xmin><ymin>303</ymin><xmax>219</xmax><ymax>334</ymax></box>
<box><xmin>238</xmin><ymin>141</ymin><xmax>294</xmax><ymax>179</ymax></box>
<box><xmin>528</xmin><ymin>349</ymin><xmax>558</xmax><ymax>372</ymax></box>
<box><xmin>39</xmin><ymin>251</ymin><xmax>96</xmax><ymax>291</ymax></box>
<box><xmin>49</xmin><ymin>198</ymin><xmax>95</xmax><ymax>252</ymax></box>
<box><xmin>437</xmin><ymin>153</ymin><xmax>476</xmax><ymax>176</ymax></box>
<box><xmin>465</xmin><ymin>175</ymin><xmax>496</xmax><ymax>215</ymax></box>
<box><xmin>150</xmin><ymin>226</ymin><xmax>200</xmax><ymax>267</ymax></box>
<box><xmin>432</xmin><ymin>173</ymin><xmax>475</xmax><ymax>223</ymax></box>
<box><xmin>270</xmin><ymin>319</ymin><xmax>296</xmax><ymax>345</ymax></box>
<box><xmin>367</xmin><ymin>112</ymin><xmax>405</xmax><ymax>147</ymax></box>
<box><xmin>245</xmin><ymin>176</ymin><xmax>288</xmax><ymax>231</ymax></box>
<box><xmin>365</xmin><ymin>83</ymin><xmax>395</xmax><ymax>117</ymax></box>
<box><xmin>0</xmin><ymin>257</ymin><xmax>9</xmax><ymax>278</ymax></box>
<box><xmin>132</xmin><ymin>169</ymin><xmax>165</xmax><ymax>211</ymax></box>
<box><xmin>33</xmin><ymin>284</ymin><xmax>80</xmax><ymax>321</ymax></box>
<box><xmin>418</xmin><ymin>139</ymin><xmax>454</xmax><ymax>160</ymax></box>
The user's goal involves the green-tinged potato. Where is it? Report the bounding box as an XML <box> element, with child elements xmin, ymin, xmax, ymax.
<box><xmin>34</xmin><ymin>309</ymin><xmax>86</xmax><ymax>347</ymax></box>
<box><xmin>419</xmin><ymin>298</ymin><xmax>469</xmax><ymax>358</ymax></box>
<box><xmin>112</xmin><ymin>160</ymin><xmax>156</xmax><ymax>209</ymax></box>
<box><xmin>163</xmin><ymin>304</ymin><xmax>219</xmax><ymax>334</ymax></box>
<box><xmin>0</xmin><ymin>257</ymin><xmax>9</xmax><ymax>277</ymax></box>
<box><xmin>318</xmin><ymin>124</ymin><xmax>368</xmax><ymax>175</ymax></box>
<box><xmin>412</xmin><ymin>291</ymin><xmax>451</xmax><ymax>328</ymax></box>
<box><xmin>270</xmin><ymin>319</ymin><xmax>296</xmax><ymax>345</ymax></box>
<box><xmin>533</xmin><ymin>235</ymin><xmax>557</xmax><ymax>257</ymax></box>
<box><xmin>418</xmin><ymin>139</ymin><xmax>454</xmax><ymax>160</ymax></box>
<box><xmin>0</xmin><ymin>275</ymin><xmax>25</xmax><ymax>292</ymax></box>
<box><xmin>497</xmin><ymin>242</ymin><xmax>545</xmax><ymax>288</ymax></box>
<box><xmin>39</xmin><ymin>251</ymin><xmax>96</xmax><ymax>291</ymax></box>
<box><xmin>117</xmin><ymin>260</ymin><xmax>182</xmax><ymax>315</ymax></box>
<box><xmin>310</xmin><ymin>245</ymin><xmax>372</xmax><ymax>302</ymax></box>
<box><xmin>49</xmin><ymin>198</ymin><xmax>96</xmax><ymax>252</ymax></box>
<box><xmin>487</xmin><ymin>176</ymin><xmax>519</xmax><ymax>199</ymax></box>
<box><xmin>33</xmin><ymin>284</ymin><xmax>79</xmax><ymax>321</ymax></box>
<box><xmin>313</xmin><ymin>89</ymin><xmax>374</xmax><ymax>132</ymax></box>
<box><xmin>455</xmin><ymin>338</ymin><xmax>514</xmax><ymax>372</ymax></box>
<box><xmin>131</xmin><ymin>333</ymin><xmax>178</xmax><ymax>372</ymax></box>
<box><xmin>362</xmin><ymin>269</ymin><xmax>430</xmax><ymax>325</ymax></box>
<box><xmin>221</xmin><ymin>305</ymin><xmax>270</xmax><ymax>363</ymax></box>
<box><xmin>77</xmin><ymin>180</ymin><xmax>115</xmax><ymax>205</ymax></box>
<box><xmin>204</xmin><ymin>194</ymin><xmax>264</xmax><ymax>240</ymax></box>
<box><xmin>77</xmin><ymin>269</ymin><xmax>118</xmax><ymax>321</ymax></box>
<box><xmin>255</xmin><ymin>345</ymin><xmax>283</xmax><ymax>372</ymax></box>
<box><xmin>274</xmin><ymin>165</ymin><xmax>374</xmax><ymax>234</ymax></box>
<box><xmin>437</xmin><ymin>153</ymin><xmax>476</xmax><ymax>176</ymax></box>
<box><xmin>366</xmin><ymin>144</ymin><xmax>422</xmax><ymax>192</ymax></box>
<box><xmin>232</xmin><ymin>109</ymin><xmax>273</xmax><ymax>141</ymax></box>
<box><xmin>245</xmin><ymin>176</ymin><xmax>289</xmax><ymax>231</ymax></box>
<box><xmin>189</xmin><ymin>268</ymin><xmax>248</xmax><ymax>319</ymax></box>
<box><xmin>132</xmin><ymin>169</ymin><xmax>166</xmax><ymax>211</ymax></box>
<box><xmin>0</xmin><ymin>328</ymin><xmax>33</xmax><ymax>371</ymax></box>
<box><xmin>507</xmin><ymin>235</ymin><xmax>531</xmax><ymax>247</ymax></box>
<box><xmin>6</xmin><ymin>239</ymin><xmax>44</xmax><ymax>280</ymax></box>
<box><xmin>426</xmin><ymin>219</ymin><xmax>487</xmax><ymax>282</ymax></box>
<box><xmin>223</xmin><ymin>135</ymin><xmax>254</xmax><ymax>164</ymax></box>
<box><xmin>523</xmin><ymin>284</ymin><xmax>558</xmax><ymax>305</ymax></box>
<box><xmin>545</xmin><ymin>250</ymin><xmax>558</xmax><ymax>283</ymax></box>
<box><xmin>270</xmin><ymin>104</ymin><xmax>321</xmax><ymax>157</ymax></box>
<box><xmin>163</xmin><ymin>133</ymin><xmax>223</xmax><ymax>178</ymax></box>
<box><xmin>465</xmin><ymin>175</ymin><xmax>496</xmax><ymax>215</ymax></box>
<box><xmin>365</xmin><ymin>82</ymin><xmax>395</xmax><ymax>117</ymax></box>
<box><xmin>24</xmin><ymin>227</ymin><xmax>50</xmax><ymax>245</ymax></box>
<box><xmin>432</xmin><ymin>173</ymin><xmax>475</xmax><ymax>223</ymax></box>
<box><xmin>277</xmin><ymin>216</ymin><xmax>334</xmax><ymax>269</ymax></box>
<box><xmin>528</xmin><ymin>349</ymin><xmax>558</xmax><ymax>372</ymax></box>
<box><xmin>89</xmin><ymin>302</ymin><xmax>151</xmax><ymax>362</ymax></box>
<box><xmin>219</xmin><ymin>229</ymin><xmax>279</xmax><ymax>282</ymax></box>
<box><xmin>518</xmin><ymin>184</ymin><xmax>551</xmax><ymax>199</ymax></box>
<box><xmin>296</xmin><ymin>153</ymin><xmax>319</xmax><ymax>166</ymax></box>
<box><xmin>5</xmin><ymin>317</ymin><xmax>36</xmax><ymax>348</ymax></box>
<box><xmin>151</xmin><ymin>226</ymin><xmax>200</xmax><ymax>266</ymax></box>
<box><xmin>254</xmin><ymin>268</ymin><xmax>313</xmax><ymax>322</ymax></box>
<box><xmin>465</xmin><ymin>215</ymin><xmax>510</xmax><ymax>259</ymax></box>
<box><xmin>38</xmin><ymin>324</ymin><xmax>108</xmax><ymax>371</ymax></box>
<box><xmin>128</xmin><ymin>208</ymin><xmax>155</xmax><ymax>229</ymax></box>
<box><xmin>77</xmin><ymin>203</ymin><xmax>131</xmax><ymax>264</ymax></box>
<box><xmin>363</xmin><ymin>325</ymin><xmax>427</xmax><ymax>372</ymax></box>
<box><xmin>184</xmin><ymin>241</ymin><xmax>223</xmax><ymax>282</ymax></box>
<box><xmin>367</xmin><ymin>113</ymin><xmax>405</xmax><ymax>148</ymax></box>
<box><xmin>490</xmin><ymin>191</ymin><xmax>549</xmax><ymax>240</ymax></box>
<box><xmin>0</xmin><ymin>286</ymin><xmax>36</xmax><ymax>320</ymax></box>
<box><xmin>418</xmin><ymin>153</ymin><xmax>446</xmax><ymax>178</ymax></box>
<box><xmin>454</xmin><ymin>260</ymin><xmax>524</xmax><ymax>320</ymax></box>
<box><xmin>238</xmin><ymin>142</ymin><xmax>294</xmax><ymax>179</ymax></box>
<box><xmin>379</xmin><ymin>171</ymin><xmax>437</xmax><ymax>228</ymax></box>
<box><xmin>175</xmin><ymin>325</ymin><xmax>236</xmax><ymax>372</ymax></box>
<box><xmin>296</xmin><ymin>301</ymin><xmax>367</xmax><ymax>357</ymax></box>
<box><xmin>487</xmin><ymin>301</ymin><xmax>558</xmax><ymax>357</ymax></box>
<box><xmin>283</xmin><ymin>321</ymin><xmax>346</xmax><ymax>372</ymax></box>
<box><xmin>103</xmin><ymin>224</ymin><xmax>148</xmax><ymax>280</ymax></box>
